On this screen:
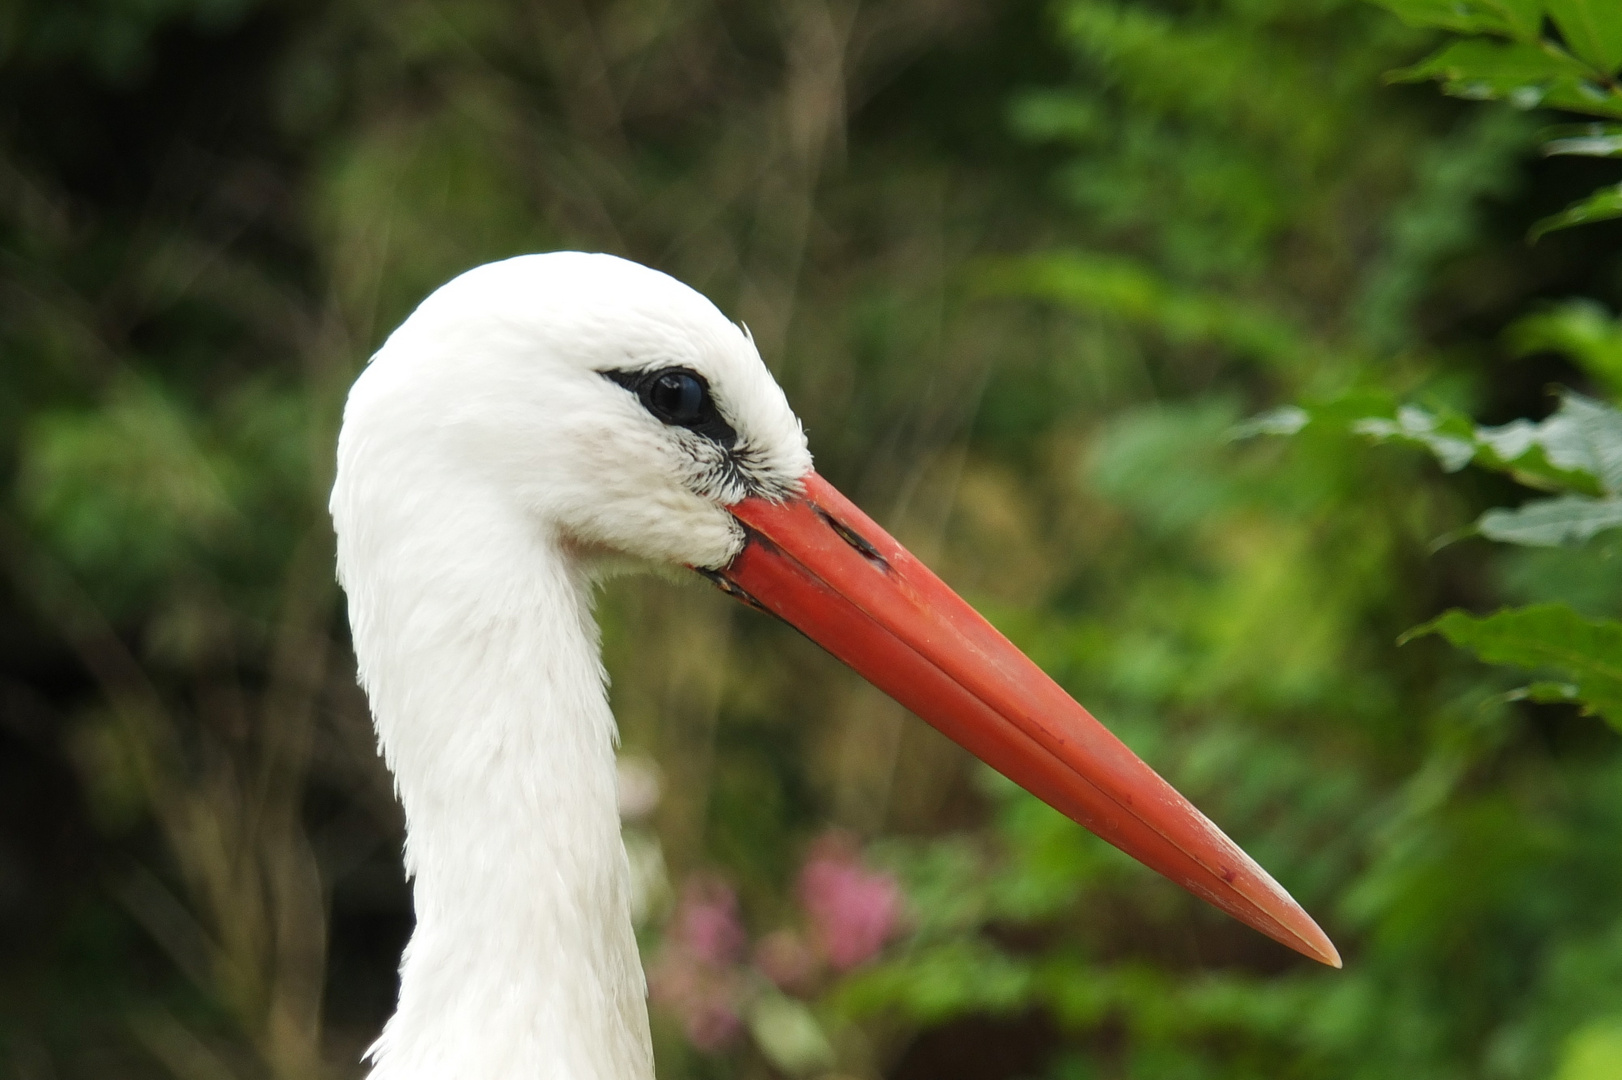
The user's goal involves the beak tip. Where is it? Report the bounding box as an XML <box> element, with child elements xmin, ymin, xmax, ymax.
<box><xmin>1285</xmin><ymin>916</ymin><xmax>1342</xmax><ymax>968</ymax></box>
<box><xmin>1235</xmin><ymin>862</ymin><xmax>1341</xmax><ymax>969</ymax></box>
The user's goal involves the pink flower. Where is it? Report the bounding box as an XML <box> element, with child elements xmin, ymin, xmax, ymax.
<box><xmin>649</xmin><ymin>874</ymin><xmax>749</xmax><ymax>1052</ymax></box>
<box><xmin>798</xmin><ymin>833</ymin><xmax>904</xmax><ymax>971</ymax></box>
<box><xmin>674</xmin><ymin>875</ymin><xmax>747</xmax><ymax>967</ymax></box>
<box><xmin>648</xmin><ymin>953</ymin><xmax>743</xmax><ymax>1051</ymax></box>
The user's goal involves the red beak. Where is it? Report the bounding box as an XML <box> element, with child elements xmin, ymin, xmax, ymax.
<box><xmin>704</xmin><ymin>471</ymin><xmax>1339</xmax><ymax>968</ymax></box>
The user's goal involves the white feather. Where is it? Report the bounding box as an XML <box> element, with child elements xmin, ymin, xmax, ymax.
<box><xmin>330</xmin><ymin>253</ymin><xmax>812</xmax><ymax>1079</ymax></box>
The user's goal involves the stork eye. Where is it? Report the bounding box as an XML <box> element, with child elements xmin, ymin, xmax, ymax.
<box><xmin>647</xmin><ymin>371</ymin><xmax>706</xmax><ymax>424</ymax></box>
<box><xmin>601</xmin><ymin>366</ymin><xmax>739</xmax><ymax>447</ymax></box>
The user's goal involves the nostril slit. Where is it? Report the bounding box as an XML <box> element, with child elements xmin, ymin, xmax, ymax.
<box><xmin>815</xmin><ymin>508</ymin><xmax>888</xmax><ymax>570</ymax></box>
<box><xmin>694</xmin><ymin>566</ymin><xmax>772</xmax><ymax>613</ymax></box>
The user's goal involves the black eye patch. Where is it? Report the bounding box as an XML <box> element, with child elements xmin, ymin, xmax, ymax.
<box><xmin>601</xmin><ymin>366</ymin><xmax>738</xmax><ymax>447</ymax></box>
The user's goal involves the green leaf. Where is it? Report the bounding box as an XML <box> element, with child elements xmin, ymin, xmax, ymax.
<box><xmin>1512</xmin><ymin>680</ymin><xmax>1583</xmax><ymax>704</ymax></box>
<box><xmin>1346</xmin><ymin>391</ymin><xmax>1622</xmax><ymax>494</ymax></box>
<box><xmin>1230</xmin><ymin>405</ymin><xmax>1309</xmax><ymax>438</ymax></box>
<box><xmin>1390</xmin><ymin>39</ymin><xmax>1621</xmax><ymax>116</ymax></box>
<box><xmin>1480</xmin><ymin>392</ymin><xmax>1622</xmax><ymax>493</ymax></box>
<box><xmin>1405</xmin><ymin>604</ymin><xmax>1622</xmax><ymax>727</ymax></box>
<box><xmin>1247</xmin><ymin>392</ymin><xmax>1622</xmax><ymax>549</ymax></box>
<box><xmin>1368</xmin><ymin>0</ymin><xmax>1543</xmax><ymax>39</ymax></box>
<box><xmin>1350</xmin><ymin>405</ymin><xmax>1481</xmax><ymax>471</ymax></box>
<box><xmin>1547</xmin><ymin>0</ymin><xmax>1622</xmax><ymax>74</ymax></box>
<box><xmin>1530</xmin><ymin>182</ymin><xmax>1622</xmax><ymax>239</ymax></box>
<box><xmin>747</xmin><ymin>993</ymin><xmax>836</xmax><ymax>1076</ymax></box>
<box><xmin>1478</xmin><ymin>494</ymin><xmax>1622</xmax><ymax>545</ymax></box>
<box><xmin>1506</xmin><ymin>299</ymin><xmax>1622</xmax><ymax>397</ymax></box>
<box><xmin>1542</xmin><ymin>122</ymin><xmax>1622</xmax><ymax>156</ymax></box>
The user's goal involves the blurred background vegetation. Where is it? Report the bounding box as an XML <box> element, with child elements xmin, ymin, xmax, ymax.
<box><xmin>4</xmin><ymin>0</ymin><xmax>1622</xmax><ymax>1078</ymax></box>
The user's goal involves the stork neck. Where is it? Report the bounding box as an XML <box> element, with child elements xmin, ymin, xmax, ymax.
<box><xmin>344</xmin><ymin>477</ymin><xmax>653</xmax><ymax>1080</ymax></box>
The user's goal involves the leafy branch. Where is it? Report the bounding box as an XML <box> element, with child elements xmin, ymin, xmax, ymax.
<box><xmin>1243</xmin><ymin>388</ymin><xmax>1622</xmax><ymax>545</ymax></box>
<box><xmin>1243</xmin><ymin>298</ymin><xmax>1622</xmax><ymax>728</ymax></box>
<box><xmin>1405</xmin><ymin>605</ymin><xmax>1622</xmax><ymax>728</ymax></box>
<box><xmin>1372</xmin><ymin>0</ymin><xmax>1622</xmax><ymax>236</ymax></box>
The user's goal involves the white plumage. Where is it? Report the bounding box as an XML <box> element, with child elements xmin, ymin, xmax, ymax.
<box><xmin>332</xmin><ymin>253</ymin><xmax>809</xmax><ymax>1079</ymax></box>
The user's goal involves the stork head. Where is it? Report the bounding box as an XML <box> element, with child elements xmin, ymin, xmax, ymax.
<box><xmin>335</xmin><ymin>252</ymin><xmax>1339</xmax><ymax>969</ymax></box>
<box><xmin>338</xmin><ymin>252</ymin><xmax>809</xmax><ymax>572</ymax></box>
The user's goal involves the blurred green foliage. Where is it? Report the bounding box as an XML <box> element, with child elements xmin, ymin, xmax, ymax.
<box><xmin>1372</xmin><ymin>0</ymin><xmax>1622</xmax><ymax>236</ymax></box>
<box><xmin>832</xmin><ymin>2</ymin><xmax>1622</xmax><ymax>1079</ymax></box>
<box><xmin>3</xmin><ymin>1</ymin><xmax>1622</xmax><ymax>1079</ymax></box>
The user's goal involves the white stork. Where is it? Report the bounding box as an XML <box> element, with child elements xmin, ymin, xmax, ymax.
<box><xmin>329</xmin><ymin>252</ymin><xmax>1338</xmax><ymax>1080</ymax></box>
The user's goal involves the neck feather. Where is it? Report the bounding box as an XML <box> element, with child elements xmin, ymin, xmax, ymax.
<box><xmin>337</xmin><ymin>466</ymin><xmax>654</xmax><ymax>1080</ymax></box>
